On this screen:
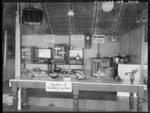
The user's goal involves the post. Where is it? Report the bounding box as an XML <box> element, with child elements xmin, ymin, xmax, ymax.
<box><xmin>3</xmin><ymin>30</ymin><xmax>8</xmax><ymax>82</ymax></box>
<box><xmin>15</xmin><ymin>2</ymin><xmax>21</xmax><ymax>110</ymax></box>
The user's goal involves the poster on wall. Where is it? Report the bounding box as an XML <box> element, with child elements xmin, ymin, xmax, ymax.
<box><xmin>92</xmin><ymin>35</ymin><xmax>105</xmax><ymax>43</ymax></box>
<box><xmin>71</xmin><ymin>35</ymin><xmax>84</xmax><ymax>40</ymax></box>
<box><xmin>44</xmin><ymin>35</ymin><xmax>55</xmax><ymax>43</ymax></box>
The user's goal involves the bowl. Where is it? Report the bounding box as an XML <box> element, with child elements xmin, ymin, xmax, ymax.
<box><xmin>49</xmin><ymin>73</ymin><xmax>59</xmax><ymax>78</ymax></box>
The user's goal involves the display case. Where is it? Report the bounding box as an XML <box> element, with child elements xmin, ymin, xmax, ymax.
<box><xmin>68</xmin><ymin>48</ymin><xmax>84</xmax><ymax>65</ymax></box>
<box><xmin>21</xmin><ymin>46</ymin><xmax>37</xmax><ymax>63</ymax></box>
<box><xmin>53</xmin><ymin>44</ymin><xmax>67</xmax><ymax>64</ymax></box>
<box><xmin>90</xmin><ymin>58</ymin><xmax>111</xmax><ymax>76</ymax></box>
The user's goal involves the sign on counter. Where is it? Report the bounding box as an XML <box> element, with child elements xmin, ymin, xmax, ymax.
<box><xmin>46</xmin><ymin>81</ymin><xmax>72</xmax><ymax>92</ymax></box>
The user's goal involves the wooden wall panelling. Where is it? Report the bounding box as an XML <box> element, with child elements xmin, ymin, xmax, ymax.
<box><xmin>129</xmin><ymin>27</ymin><xmax>141</xmax><ymax>64</ymax></box>
<box><xmin>99</xmin><ymin>42</ymin><xmax>120</xmax><ymax>57</ymax></box>
<box><xmin>120</xmin><ymin>32</ymin><xmax>130</xmax><ymax>56</ymax></box>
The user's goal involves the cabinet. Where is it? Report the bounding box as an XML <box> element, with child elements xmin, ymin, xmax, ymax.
<box><xmin>90</xmin><ymin>58</ymin><xmax>111</xmax><ymax>76</ymax></box>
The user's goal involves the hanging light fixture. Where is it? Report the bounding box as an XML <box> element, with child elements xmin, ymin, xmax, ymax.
<box><xmin>68</xmin><ymin>9</ymin><xmax>74</xmax><ymax>16</ymax></box>
<box><xmin>22</xmin><ymin>3</ymin><xmax>43</xmax><ymax>25</ymax></box>
<box><xmin>68</xmin><ymin>3</ymin><xmax>74</xmax><ymax>16</ymax></box>
<box><xmin>101</xmin><ymin>2</ymin><xmax>114</xmax><ymax>12</ymax></box>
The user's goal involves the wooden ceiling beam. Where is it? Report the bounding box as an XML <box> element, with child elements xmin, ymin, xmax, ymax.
<box><xmin>92</xmin><ymin>1</ymin><xmax>99</xmax><ymax>35</ymax></box>
<box><xmin>113</xmin><ymin>3</ymin><xmax>126</xmax><ymax>36</ymax></box>
<box><xmin>68</xmin><ymin>3</ymin><xmax>74</xmax><ymax>35</ymax></box>
<box><xmin>41</xmin><ymin>3</ymin><xmax>53</xmax><ymax>34</ymax></box>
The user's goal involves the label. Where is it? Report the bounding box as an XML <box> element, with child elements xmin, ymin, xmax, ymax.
<box><xmin>93</xmin><ymin>38</ymin><xmax>105</xmax><ymax>43</ymax></box>
<box><xmin>93</xmin><ymin>35</ymin><xmax>105</xmax><ymax>43</ymax></box>
<box><xmin>44</xmin><ymin>35</ymin><xmax>55</xmax><ymax>43</ymax></box>
<box><xmin>46</xmin><ymin>81</ymin><xmax>72</xmax><ymax>92</ymax></box>
<box><xmin>71</xmin><ymin>35</ymin><xmax>84</xmax><ymax>40</ymax></box>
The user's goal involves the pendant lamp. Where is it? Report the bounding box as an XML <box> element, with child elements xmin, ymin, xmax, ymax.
<box><xmin>102</xmin><ymin>2</ymin><xmax>114</xmax><ymax>12</ymax></box>
<box><xmin>68</xmin><ymin>3</ymin><xmax>74</xmax><ymax>17</ymax></box>
<box><xmin>22</xmin><ymin>7</ymin><xmax>43</xmax><ymax>25</ymax></box>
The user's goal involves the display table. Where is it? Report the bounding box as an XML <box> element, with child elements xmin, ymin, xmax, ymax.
<box><xmin>9</xmin><ymin>76</ymin><xmax>145</xmax><ymax>111</ymax></box>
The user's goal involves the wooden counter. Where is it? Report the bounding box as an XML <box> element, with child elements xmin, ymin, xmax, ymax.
<box><xmin>9</xmin><ymin>76</ymin><xmax>145</xmax><ymax>111</ymax></box>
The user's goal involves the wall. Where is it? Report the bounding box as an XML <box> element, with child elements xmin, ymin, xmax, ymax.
<box><xmin>3</xmin><ymin>59</ymin><xmax>15</xmax><ymax>81</ymax></box>
<box><xmin>129</xmin><ymin>27</ymin><xmax>142</xmax><ymax>64</ymax></box>
<box><xmin>119</xmin><ymin>24</ymin><xmax>148</xmax><ymax>83</ymax></box>
<box><xmin>120</xmin><ymin>26</ymin><xmax>143</xmax><ymax>64</ymax></box>
<box><xmin>3</xmin><ymin>3</ymin><xmax>16</xmax><ymax>58</ymax></box>
<box><xmin>22</xmin><ymin>34</ymin><xmax>120</xmax><ymax>76</ymax></box>
<box><xmin>120</xmin><ymin>33</ymin><xmax>130</xmax><ymax>56</ymax></box>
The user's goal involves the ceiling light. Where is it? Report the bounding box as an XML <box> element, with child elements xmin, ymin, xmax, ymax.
<box><xmin>68</xmin><ymin>9</ymin><xmax>74</xmax><ymax>16</ymax></box>
<box><xmin>102</xmin><ymin>2</ymin><xmax>114</xmax><ymax>12</ymax></box>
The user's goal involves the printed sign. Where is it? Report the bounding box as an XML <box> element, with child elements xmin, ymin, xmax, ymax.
<box><xmin>93</xmin><ymin>38</ymin><xmax>105</xmax><ymax>43</ymax></box>
<box><xmin>44</xmin><ymin>35</ymin><xmax>55</xmax><ymax>43</ymax></box>
<box><xmin>71</xmin><ymin>35</ymin><xmax>84</xmax><ymax>40</ymax></box>
<box><xmin>46</xmin><ymin>81</ymin><xmax>72</xmax><ymax>92</ymax></box>
<box><xmin>93</xmin><ymin>35</ymin><xmax>105</xmax><ymax>43</ymax></box>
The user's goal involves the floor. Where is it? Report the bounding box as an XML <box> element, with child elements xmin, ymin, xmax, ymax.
<box><xmin>3</xmin><ymin>80</ymin><xmax>149</xmax><ymax>112</ymax></box>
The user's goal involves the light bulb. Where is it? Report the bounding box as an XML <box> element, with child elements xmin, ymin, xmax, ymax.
<box><xmin>102</xmin><ymin>2</ymin><xmax>114</xmax><ymax>12</ymax></box>
<box><xmin>68</xmin><ymin>9</ymin><xmax>74</xmax><ymax>16</ymax></box>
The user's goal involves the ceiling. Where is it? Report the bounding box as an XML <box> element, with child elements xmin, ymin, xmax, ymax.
<box><xmin>3</xmin><ymin>2</ymin><xmax>148</xmax><ymax>36</ymax></box>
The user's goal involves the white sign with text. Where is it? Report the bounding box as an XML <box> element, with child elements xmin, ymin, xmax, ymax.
<box><xmin>93</xmin><ymin>35</ymin><xmax>105</xmax><ymax>43</ymax></box>
<box><xmin>45</xmin><ymin>81</ymin><xmax>72</xmax><ymax>92</ymax></box>
<box><xmin>44</xmin><ymin>35</ymin><xmax>55</xmax><ymax>43</ymax></box>
<box><xmin>71</xmin><ymin>35</ymin><xmax>84</xmax><ymax>40</ymax></box>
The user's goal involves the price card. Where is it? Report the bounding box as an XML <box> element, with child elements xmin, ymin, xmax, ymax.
<box><xmin>46</xmin><ymin>81</ymin><xmax>72</xmax><ymax>92</ymax></box>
